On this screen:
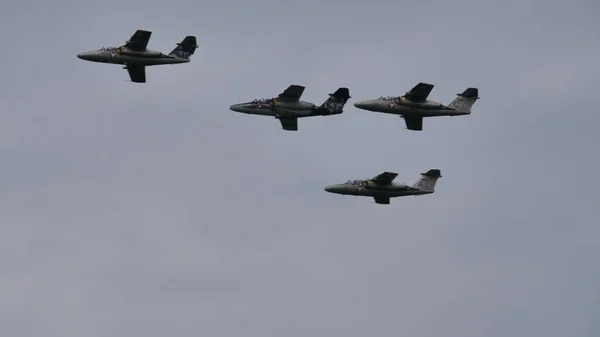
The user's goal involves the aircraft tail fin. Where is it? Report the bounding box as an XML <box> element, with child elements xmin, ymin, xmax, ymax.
<box><xmin>169</xmin><ymin>36</ymin><xmax>198</xmax><ymax>59</ymax></box>
<box><xmin>448</xmin><ymin>88</ymin><xmax>479</xmax><ymax>113</ymax></box>
<box><xmin>320</xmin><ymin>87</ymin><xmax>351</xmax><ymax>113</ymax></box>
<box><xmin>412</xmin><ymin>169</ymin><xmax>442</xmax><ymax>191</ymax></box>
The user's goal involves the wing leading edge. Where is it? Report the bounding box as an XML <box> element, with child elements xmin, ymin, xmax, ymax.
<box><xmin>404</xmin><ymin>82</ymin><xmax>434</xmax><ymax>103</ymax></box>
<box><xmin>278</xmin><ymin>117</ymin><xmax>298</xmax><ymax>131</ymax></box>
<box><xmin>277</xmin><ymin>85</ymin><xmax>305</xmax><ymax>102</ymax></box>
<box><xmin>372</xmin><ymin>171</ymin><xmax>398</xmax><ymax>185</ymax></box>
<box><xmin>373</xmin><ymin>196</ymin><xmax>390</xmax><ymax>204</ymax></box>
<box><xmin>125</xmin><ymin>30</ymin><xmax>152</xmax><ymax>51</ymax></box>
<box><xmin>403</xmin><ymin>116</ymin><xmax>423</xmax><ymax>131</ymax></box>
<box><xmin>125</xmin><ymin>66</ymin><xmax>146</xmax><ymax>83</ymax></box>
<box><xmin>371</xmin><ymin>171</ymin><xmax>419</xmax><ymax>190</ymax></box>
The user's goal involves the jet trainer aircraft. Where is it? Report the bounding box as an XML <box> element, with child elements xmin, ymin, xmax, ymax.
<box><xmin>324</xmin><ymin>169</ymin><xmax>442</xmax><ymax>204</ymax></box>
<box><xmin>353</xmin><ymin>82</ymin><xmax>479</xmax><ymax>130</ymax></box>
<box><xmin>77</xmin><ymin>29</ymin><xmax>198</xmax><ymax>83</ymax></box>
<box><xmin>229</xmin><ymin>85</ymin><xmax>351</xmax><ymax>131</ymax></box>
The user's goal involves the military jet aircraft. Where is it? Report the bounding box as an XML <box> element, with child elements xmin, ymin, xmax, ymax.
<box><xmin>77</xmin><ymin>29</ymin><xmax>198</xmax><ymax>83</ymax></box>
<box><xmin>353</xmin><ymin>82</ymin><xmax>479</xmax><ymax>130</ymax></box>
<box><xmin>324</xmin><ymin>169</ymin><xmax>442</xmax><ymax>204</ymax></box>
<box><xmin>229</xmin><ymin>85</ymin><xmax>351</xmax><ymax>131</ymax></box>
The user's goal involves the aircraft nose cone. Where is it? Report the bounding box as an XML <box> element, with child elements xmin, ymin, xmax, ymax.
<box><xmin>324</xmin><ymin>185</ymin><xmax>337</xmax><ymax>193</ymax></box>
<box><xmin>77</xmin><ymin>52</ymin><xmax>92</xmax><ymax>60</ymax></box>
<box><xmin>229</xmin><ymin>104</ymin><xmax>243</xmax><ymax>113</ymax></box>
<box><xmin>354</xmin><ymin>101</ymin><xmax>368</xmax><ymax>110</ymax></box>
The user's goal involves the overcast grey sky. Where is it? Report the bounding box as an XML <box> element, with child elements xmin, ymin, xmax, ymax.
<box><xmin>1</xmin><ymin>0</ymin><xmax>599</xmax><ymax>336</ymax></box>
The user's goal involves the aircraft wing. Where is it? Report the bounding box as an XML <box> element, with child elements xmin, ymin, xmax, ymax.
<box><xmin>373</xmin><ymin>196</ymin><xmax>390</xmax><ymax>204</ymax></box>
<box><xmin>372</xmin><ymin>171</ymin><xmax>398</xmax><ymax>185</ymax></box>
<box><xmin>278</xmin><ymin>117</ymin><xmax>298</xmax><ymax>131</ymax></box>
<box><xmin>125</xmin><ymin>30</ymin><xmax>152</xmax><ymax>51</ymax></box>
<box><xmin>403</xmin><ymin>116</ymin><xmax>423</xmax><ymax>130</ymax></box>
<box><xmin>277</xmin><ymin>85</ymin><xmax>305</xmax><ymax>102</ymax></box>
<box><xmin>126</xmin><ymin>65</ymin><xmax>146</xmax><ymax>83</ymax></box>
<box><xmin>404</xmin><ymin>82</ymin><xmax>434</xmax><ymax>103</ymax></box>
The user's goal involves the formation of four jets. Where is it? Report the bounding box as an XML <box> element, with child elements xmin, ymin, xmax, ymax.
<box><xmin>77</xmin><ymin>29</ymin><xmax>480</xmax><ymax>205</ymax></box>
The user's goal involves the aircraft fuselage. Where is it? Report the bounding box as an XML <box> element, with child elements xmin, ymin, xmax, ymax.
<box><xmin>77</xmin><ymin>48</ymin><xmax>189</xmax><ymax>66</ymax></box>
<box><xmin>324</xmin><ymin>181</ymin><xmax>432</xmax><ymax>198</ymax></box>
<box><xmin>354</xmin><ymin>97</ymin><xmax>469</xmax><ymax>117</ymax></box>
<box><xmin>230</xmin><ymin>100</ymin><xmax>340</xmax><ymax>118</ymax></box>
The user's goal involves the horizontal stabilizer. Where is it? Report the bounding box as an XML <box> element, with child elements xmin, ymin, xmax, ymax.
<box><xmin>421</xmin><ymin>169</ymin><xmax>442</xmax><ymax>178</ymax></box>
<box><xmin>457</xmin><ymin>87</ymin><xmax>479</xmax><ymax>99</ymax></box>
<box><xmin>176</xmin><ymin>36</ymin><xmax>199</xmax><ymax>49</ymax></box>
<box><xmin>169</xmin><ymin>36</ymin><xmax>198</xmax><ymax>59</ymax></box>
<box><xmin>329</xmin><ymin>87</ymin><xmax>351</xmax><ymax>99</ymax></box>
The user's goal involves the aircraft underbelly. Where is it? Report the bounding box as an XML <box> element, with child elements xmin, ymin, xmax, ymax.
<box><xmin>248</xmin><ymin>109</ymin><xmax>275</xmax><ymax>116</ymax></box>
<box><xmin>389</xmin><ymin>190</ymin><xmax>414</xmax><ymax>197</ymax></box>
<box><xmin>276</xmin><ymin>101</ymin><xmax>313</xmax><ymax>110</ymax></box>
<box><xmin>121</xmin><ymin>56</ymin><xmax>171</xmax><ymax>65</ymax></box>
<box><xmin>358</xmin><ymin>188</ymin><xmax>417</xmax><ymax>198</ymax></box>
<box><xmin>388</xmin><ymin>105</ymin><xmax>448</xmax><ymax>117</ymax></box>
<box><xmin>418</xmin><ymin>109</ymin><xmax>448</xmax><ymax>117</ymax></box>
<box><xmin>272</xmin><ymin>102</ymin><xmax>314</xmax><ymax>117</ymax></box>
<box><xmin>102</xmin><ymin>54</ymin><xmax>175</xmax><ymax>66</ymax></box>
<box><xmin>275</xmin><ymin>108</ymin><xmax>312</xmax><ymax>117</ymax></box>
<box><xmin>290</xmin><ymin>109</ymin><xmax>314</xmax><ymax>117</ymax></box>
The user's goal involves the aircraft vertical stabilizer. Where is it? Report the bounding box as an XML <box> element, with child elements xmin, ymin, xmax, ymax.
<box><xmin>320</xmin><ymin>87</ymin><xmax>351</xmax><ymax>113</ymax></box>
<box><xmin>412</xmin><ymin>169</ymin><xmax>442</xmax><ymax>191</ymax></box>
<box><xmin>448</xmin><ymin>88</ymin><xmax>479</xmax><ymax>112</ymax></box>
<box><xmin>169</xmin><ymin>36</ymin><xmax>198</xmax><ymax>59</ymax></box>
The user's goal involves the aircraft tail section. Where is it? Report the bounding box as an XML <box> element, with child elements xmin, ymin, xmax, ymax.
<box><xmin>169</xmin><ymin>36</ymin><xmax>198</xmax><ymax>59</ymax></box>
<box><xmin>448</xmin><ymin>88</ymin><xmax>479</xmax><ymax>112</ymax></box>
<box><xmin>412</xmin><ymin>169</ymin><xmax>442</xmax><ymax>191</ymax></box>
<box><xmin>320</xmin><ymin>87</ymin><xmax>351</xmax><ymax>113</ymax></box>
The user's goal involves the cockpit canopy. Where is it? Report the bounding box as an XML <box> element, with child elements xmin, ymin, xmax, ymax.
<box><xmin>377</xmin><ymin>96</ymin><xmax>397</xmax><ymax>101</ymax></box>
<box><xmin>99</xmin><ymin>47</ymin><xmax>120</xmax><ymax>51</ymax></box>
<box><xmin>251</xmin><ymin>98</ymin><xmax>273</xmax><ymax>103</ymax></box>
<box><xmin>345</xmin><ymin>179</ymin><xmax>365</xmax><ymax>185</ymax></box>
